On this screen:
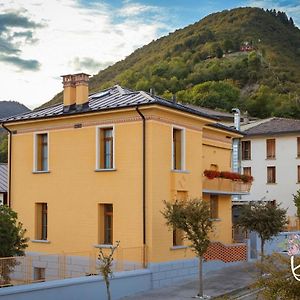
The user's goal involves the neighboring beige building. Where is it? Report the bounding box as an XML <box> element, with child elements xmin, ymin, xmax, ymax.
<box><xmin>240</xmin><ymin>117</ymin><xmax>300</xmax><ymax>229</ymax></box>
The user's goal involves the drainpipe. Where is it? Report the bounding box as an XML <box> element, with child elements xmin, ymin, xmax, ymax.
<box><xmin>231</xmin><ymin>108</ymin><xmax>241</xmax><ymax>203</ymax></box>
<box><xmin>1</xmin><ymin>123</ymin><xmax>12</xmax><ymax>207</ymax></box>
<box><xmin>135</xmin><ymin>106</ymin><xmax>146</xmax><ymax>266</ymax></box>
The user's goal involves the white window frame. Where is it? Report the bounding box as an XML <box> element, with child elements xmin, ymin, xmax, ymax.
<box><xmin>171</xmin><ymin>125</ymin><xmax>186</xmax><ymax>171</ymax></box>
<box><xmin>33</xmin><ymin>131</ymin><xmax>49</xmax><ymax>172</ymax></box>
<box><xmin>95</xmin><ymin>125</ymin><xmax>115</xmax><ymax>170</ymax></box>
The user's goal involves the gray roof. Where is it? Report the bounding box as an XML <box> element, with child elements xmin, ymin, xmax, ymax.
<box><xmin>1</xmin><ymin>85</ymin><xmax>218</xmax><ymax>123</ymax></box>
<box><xmin>243</xmin><ymin>117</ymin><xmax>300</xmax><ymax>136</ymax></box>
<box><xmin>0</xmin><ymin>163</ymin><xmax>7</xmax><ymax>193</ymax></box>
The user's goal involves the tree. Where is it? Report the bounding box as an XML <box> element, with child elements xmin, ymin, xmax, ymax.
<box><xmin>162</xmin><ymin>198</ymin><xmax>213</xmax><ymax>298</ymax></box>
<box><xmin>0</xmin><ymin>206</ymin><xmax>28</xmax><ymax>284</ymax></box>
<box><xmin>293</xmin><ymin>190</ymin><xmax>300</xmax><ymax>219</ymax></box>
<box><xmin>0</xmin><ymin>133</ymin><xmax>8</xmax><ymax>163</ymax></box>
<box><xmin>237</xmin><ymin>201</ymin><xmax>287</xmax><ymax>266</ymax></box>
<box><xmin>98</xmin><ymin>241</ymin><xmax>120</xmax><ymax>300</ymax></box>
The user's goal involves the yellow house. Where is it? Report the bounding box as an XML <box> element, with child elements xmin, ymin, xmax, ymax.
<box><xmin>1</xmin><ymin>73</ymin><xmax>249</xmax><ymax>270</ymax></box>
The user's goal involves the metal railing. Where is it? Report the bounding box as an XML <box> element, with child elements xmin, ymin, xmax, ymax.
<box><xmin>0</xmin><ymin>246</ymin><xmax>146</xmax><ymax>288</ymax></box>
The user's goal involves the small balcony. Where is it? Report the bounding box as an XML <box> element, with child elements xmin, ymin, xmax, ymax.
<box><xmin>202</xmin><ymin>170</ymin><xmax>252</xmax><ymax>195</ymax></box>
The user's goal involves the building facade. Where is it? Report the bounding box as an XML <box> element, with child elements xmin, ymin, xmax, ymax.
<box><xmin>240</xmin><ymin>117</ymin><xmax>300</xmax><ymax>228</ymax></box>
<box><xmin>1</xmin><ymin>74</ymin><xmax>249</xmax><ymax>268</ymax></box>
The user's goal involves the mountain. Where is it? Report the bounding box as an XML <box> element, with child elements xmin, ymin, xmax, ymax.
<box><xmin>0</xmin><ymin>101</ymin><xmax>30</xmax><ymax>119</ymax></box>
<box><xmin>42</xmin><ymin>7</ymin><xmax>300</xmax><ymax>118</ymax></box>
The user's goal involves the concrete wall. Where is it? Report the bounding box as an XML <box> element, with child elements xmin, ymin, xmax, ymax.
<box><xmin>1</xmin><ymin>259</ymin><xmax>248</xmax><ymax>299</ymax></box>
<box><xmin>241</xmin><ymin>134</ymin><xmax>300</xmax><ymax>218</ymax></box>
<box><xmin>0</xmin><ymin>269</ymin><xmax>152</xmax><ymax>300</ymax></box>
<box><xmin>248</xmin><ymin>231</ymin><xmax>299</xmax><ymax>260</ymax></box>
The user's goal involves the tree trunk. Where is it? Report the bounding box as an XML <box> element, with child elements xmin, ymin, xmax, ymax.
<box><xmin>105</xmin><ymin>278</ymin><xmax>111</xmax><ymax>300</ymax></box>
<box><xmin>260</xmin><ymin>238</ymin><xmax>265</xmax><ymax>275</ymax></box>
<box><xmin>198</xmin><ymin>256</ymin><xmax>203</xmax><ymax>297</ymax></box>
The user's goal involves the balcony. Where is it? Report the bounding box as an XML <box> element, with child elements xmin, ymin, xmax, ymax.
<box><xmin>202</xmin><ymin>170</ymin><xmax>252</xmax><ymax>195</ymax></box>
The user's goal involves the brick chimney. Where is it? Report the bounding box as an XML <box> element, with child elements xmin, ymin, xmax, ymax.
<box><xmin>62</xmin><ymin>74</ymin><xmax>76</xmax><ymax>112</ymax></box>
<box><xmin>61</xmin><ymin>73</ymin><xmax>90</xmax><ymax>112</ymax></box>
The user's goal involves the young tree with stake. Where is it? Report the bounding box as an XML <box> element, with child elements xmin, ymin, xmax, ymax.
<box><xmin>237</xmin><ymin>201</ymin><xmax>287</xmax><ymax>266</ymax></box>
<box><xmin>162</xmin><ymin>198</ymin><xmax>213</xmax><ymax>299</ymax></box>
<box><xmin>98</xmin><ymin>241</ymin><xmax>120</xmax><ymax>300</ymax></box>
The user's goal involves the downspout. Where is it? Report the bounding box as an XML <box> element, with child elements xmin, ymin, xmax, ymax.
<box><xmin>135</xmin><ymin>106</ymin><xmax>146</xmax><ymax>266</ymax></box>
<box><xmin>1</xmin><ymin>123</ymin><xmax>12</xmax><ymax>207</ymax></box>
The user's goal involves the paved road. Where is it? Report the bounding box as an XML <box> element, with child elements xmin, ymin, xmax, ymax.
<box><xmin>122</xmin><ymin>263</ymin><xmax>260</xmax><ymax>300</ymax></box>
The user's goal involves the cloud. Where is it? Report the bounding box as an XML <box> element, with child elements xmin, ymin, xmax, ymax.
<box><xmin>69</xmin><ymin>57</ymin><xmax>113</xmax><ymax>73</ymax></box>
<box><xmin>0</xmin><ymin>11</ymin><xmax>43</xmax><ymax>71</ymax></box>
<box><xmin>0</xmin><ymin>0</ymin><xmax>174</xmax><ymax>107</ymax></box>
<box><xmin>0</xmin><ymin>54</ymin><xmax>40</xmax><ymax>70</ymax></box>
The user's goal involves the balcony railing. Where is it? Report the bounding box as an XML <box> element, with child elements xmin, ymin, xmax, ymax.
<box><xmin>203</xmin><ymin>177</ymin><xmax>251</xmax><ymax>195</ymax></box>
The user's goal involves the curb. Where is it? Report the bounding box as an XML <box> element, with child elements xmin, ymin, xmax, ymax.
<box><xmin>212</xmin><ymin>283</ymin><xmax>254</xmax><ymax>299</ymax></box>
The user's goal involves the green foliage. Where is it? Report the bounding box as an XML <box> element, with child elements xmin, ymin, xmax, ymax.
<box><xmin>293</xmin><ymin>190</ymin><xmax>300</xmax><ymax>219</ymax></box>
<box><xmin>237</xmin><ymin>201</ymin><xmax>287</xmax><ymax>263</ymax></box>
<box><xmin>0</xmin><ymin>206</ymin><xmax>28</xmax><ymax>285</ymax></box>
<box><xmin>162</xmin><ymin>198</ymin><xmax>213</xmax><ymax>297</ymax></box>
<box><xmin>162</xmin><ymin>198</ymin><xmax>213</xmax><ymax>257</ymax></box>
<box><xmin>98</xmin><ymin>241</ymin><xmax>120</xmax><ymax>300</ymax></box>
<box><xmin>0</xmin><ymin>133</ymin><xmax>8</xmax><ymax>163</ymax></box>
<box><xmin>0</xmin><ymin>206</ymin><xmax>28</xmax><ymax>257</ymax></box>
<box><xmin>256</xmin><ymin>253</ymin><xmax>300</xmax><ymax>299</ymax></box>
<box><xmin>177</xmin><ymin>80</ymin><xmax>240</xmax><ymax>111</ymax></box>
<box><xmin>43</xmin><ymin>7</ymin><xmax>300</xmax><ymax>119</ymax></box>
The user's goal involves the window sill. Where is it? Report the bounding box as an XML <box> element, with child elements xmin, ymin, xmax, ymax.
<box><xmin>94</xmin><ymin>244</ymin><xmax>114</xmax><ymax>248</ymax></box>
<box><xmin>32</xmin><ymin>170</ymin><xmax>50</xmax><ymax>174</ymax></box>
<box><xmin>266</xmin><ymin>183</ymin><xmax>277</xmax><ymax>185</ymax></box>
<box><xmin>31</xmin><ymin>239</ymin><xmax>51</xmax><ymax>244</ymax></box>
<box><xmin>95</xmin><ymin>168</ymin><xmax>116</xmax><ymax>172</ymax></box>
<box><xmin>266</xmin><ymin>158</ymin><xmax>276</xmax><ymax>160</ymax></box>
<box><xmin>241</xmin><ymin>159</ymin><xmax>251</xmax><ymax>161</ymax></box>
<box><xmin>171</xmin><ymin>169</ymin><xmax>190</xmax><ymax>174</ymax></box>
<box><xmin>170</xmin><ymin>245</ymin><xmax>188</xmax><ymax>251</ymax></box>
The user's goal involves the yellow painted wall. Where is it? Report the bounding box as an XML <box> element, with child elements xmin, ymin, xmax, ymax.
<box><xmin>8</xmin><ymin>106</ymin><xmax>236</xmax><ymax>263</ymax></box>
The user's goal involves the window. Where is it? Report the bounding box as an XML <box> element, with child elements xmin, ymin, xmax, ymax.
<box><xmin>172</xmin><ymin>191</ymin><xmax>187</xmax><ymax>246</ymax></box>
<box><xmin>36</xmin><ymin>203</ymin><xmax>47</xmax><ymax>240</ymax></box>
<box><xmin>172</xmin><ymin>127</ymin><xmax>185</xmax><ymax>170</ymax></box>
<box><xmin>266</xmin><ymin>139</ymin><xmax>276</xmax><ymax>159</ymax></box>
<box><xmin>34</xmin><ymin>133</ymin><xmax>48</xmax><ymax>171</ymax></box>
<box><xmin>298</xmin><ymin>166</ymin><xmax>300</xmax><ymax>183</ymax></box>
<box><xmin>210</xmin><ymin>195</ymin><xmax>219</xmax><ymax>219</ymax></box>
<box><xmin>34</xmin><ymin>267</ymin><xmax>45</xmax><ymax>282</ymax></box>
<box><xmin>96</xmin><ymin>126</ymin><xmax>114</xmax><ymax>169</ymax></box>
<box><xmin>297</xmin><ymin>137</ymin><xmax>300</xmax><ymax>157</ymax></box>
<box><xmin>241</xmin><ymin>141</ymin><xmax>251</xmax><ymax>160</ymax></box>
<box><xmin>267</xmin><ymin>166</ymin><xmax>276</xmax><ymax>184</ymax></box>
<box><xmin>99</xmin><ymin>204</ymin><xmax>113</xmax><ymax>245</ymax></box>
<box><xmin>243</xmin><ymin>167</ymin><xmax>251</xmax><ymax>176</ymax></box>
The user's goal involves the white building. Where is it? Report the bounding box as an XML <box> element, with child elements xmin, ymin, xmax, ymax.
<box><xmin>240</xmin><ymin>117</ymin><xmax>300</xmax><ymax>228</ymax></box>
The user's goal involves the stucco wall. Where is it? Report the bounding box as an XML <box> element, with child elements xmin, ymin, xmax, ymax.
<box><xmin>241</xmin><ymin>134</ymin><xmax>300</xmax><ymax>217</ymax></box>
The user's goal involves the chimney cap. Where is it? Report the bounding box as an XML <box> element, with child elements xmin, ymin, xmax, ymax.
<box><xmin>61</xmin><ymin>72</ymin><xmax>90</xmax><ymax>78</ymax></box>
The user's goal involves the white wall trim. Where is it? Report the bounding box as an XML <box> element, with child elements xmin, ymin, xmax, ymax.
<box><xmin>33</xmin><ymin>131</ymin><xmax>49</xmax><ymax>172</ymax></box>
<box><xmin>95</xmin><ymin>124</ymin><xmax>115</xmax><ymax>170</ymax></box>
<box><xmin>171</xmin><ymin>125</ymin><xmax>186</xmax><ymax>171</ymax></box>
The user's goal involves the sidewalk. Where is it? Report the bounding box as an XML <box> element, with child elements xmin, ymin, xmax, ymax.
<box><xmin>122</xmin><ymin>262</ymin><xmax>259</xmax><ymax>299</ymax></box>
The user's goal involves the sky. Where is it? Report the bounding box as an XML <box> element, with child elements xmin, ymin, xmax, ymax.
<box><xmin>0</xmin><ymin>0</ymin><xmax>299</xmax><ymax>109</ymax></box>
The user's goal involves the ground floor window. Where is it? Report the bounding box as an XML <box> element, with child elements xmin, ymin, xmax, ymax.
<box><xmin>99</xmin><ymin>204</ymin><xmax>113</xmax><ymax>245</ymax></box>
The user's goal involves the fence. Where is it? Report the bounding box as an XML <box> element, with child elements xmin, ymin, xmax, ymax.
<box><xmin>0</xmin><ymin>246</ymin><xmax>145</xmax><ymax>288</ymax></box>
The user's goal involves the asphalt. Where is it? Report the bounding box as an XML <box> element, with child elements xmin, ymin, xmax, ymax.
<box><xmin>122</xmin><ymin>262</ymin><xmax>260</xmax><ymax>300</ymax></box>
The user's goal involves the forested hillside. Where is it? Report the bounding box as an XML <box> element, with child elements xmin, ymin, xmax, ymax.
<box><xmin>0</xmin><ymin>101</ymin><xmax>30</xmax><ymax>119</ymax></box>
<box><xmin>0</xmin><ymin>101</ymin><xmax>30</xmax><ymax>163</ymax></box>
<box><xmin>44</xmin><ymin>7</ymin><xmax>300</xmax><ymax>118</ymax></box>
